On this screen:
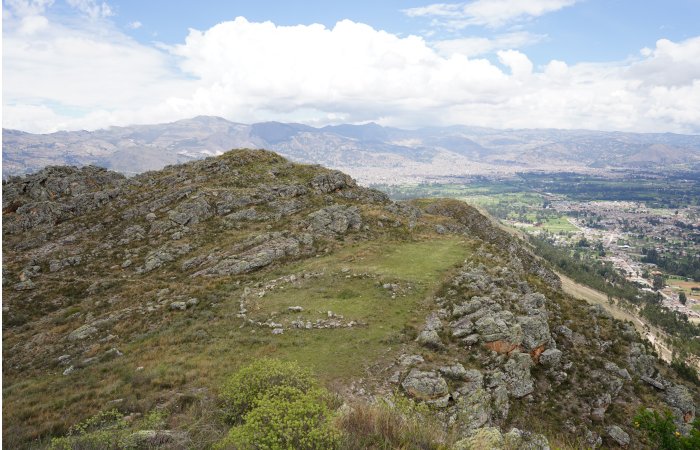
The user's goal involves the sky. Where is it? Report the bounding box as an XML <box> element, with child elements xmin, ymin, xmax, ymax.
<box><xmin>3</xmin><ymin>0</ymin><xmax>700</xmax><ymax>134</ymax></box>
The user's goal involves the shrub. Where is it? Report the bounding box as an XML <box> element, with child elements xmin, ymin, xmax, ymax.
<box><xmin>216</xmin><ymin>386</ymin><xmax>339</xmax><ymax>449</ymax></box>
<box><xmin>634</xmin><ymin>408</ymin><xmax>700</xmax><ymax>450</ymax></box>
<box><xmin>220</xmin><ymin>359</ymin><xmax>316</xmax><ymax>424</ymax></box>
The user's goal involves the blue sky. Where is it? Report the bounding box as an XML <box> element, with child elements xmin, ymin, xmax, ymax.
<box><xmin>101</xmin><ymin>0</ymin><xmax>700</xmax><ymax>64</ymax></box>
<box><xmin>3</xmin><ymin>0</ymin><xmax>700</xmax><ymax>133</ymax></box>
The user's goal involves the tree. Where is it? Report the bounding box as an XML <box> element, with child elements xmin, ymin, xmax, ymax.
<box><xmin>679</xmin><ymin>291</ymin><xmax>688</xmax><ymax>305</ymax></box>
<box><xmin>653</xmin><ymin>275</ymin><xmax>665</xmax><ymax>291</ymax></box>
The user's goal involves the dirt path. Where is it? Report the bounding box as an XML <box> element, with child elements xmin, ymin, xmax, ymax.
<box><xmin>558</xmin><ymin>272</ymin><xmax>676</xmax><ymax>364</ymax></box>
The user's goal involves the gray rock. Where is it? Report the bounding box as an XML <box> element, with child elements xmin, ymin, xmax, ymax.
<box><xmin>307</xmin><ymin>205</ymin><xmax>362</xmax><ymax>235</ymax></box>
<box><xmin>170</xmin><ymin>302</ymin><xmax>187</xmax><ymax>311</ymax></box>
<box><xmin>168</xmin><ymin>197</ymin><xmax>213</xmax><ymax>226</ymax></box>
<box><xmin>272</xmin><ymin>328</ymin><xmax>284</xmax><ymax>335</ymax></box>
<box><xmin>186</xmin><ymin>298</ymin><xmax>199</xmax><ymax>307</ymax></box>
<box><xmin>641</xmin><ymin>375</ymin><xmax>665</xmax><ymax>390</ymax></box>
<box><xmin>555</xmin><ymin>325</ymin><xmax>573</xmax><ymax>340</ymax></box>
<box><xmin>310</xmin><ymin>171</ymin><xmax>356</xmax><ymax>193</ymax></box>
<box><xmin>504</xmin><ymin>352</ymin><xmax>534</xmax><ymax>398</ymax></box>
<box><xmin>416</xmin><ymin>329</ymin><xmax>444</xmax><ymax>349</ymax></box>
<box><xmin>517</xmin><ymin>314</ymin><xmax>552</xmax><ymax>352</ymax></box>
<box><xmin>461</xmin><ymin>334</ymin><xmax>480</xmax><ymax>346</ymax></box>
<box><xmin>68</xmin><ymin>324</ymin><xmax>98</xmax><ymax>341</ymax></box>
<box><xmin>194</xmin><ymin>236</ymin><xmax>301</xmax><ymax>277</ymax></box>
<box><xmin>665</xmin><ymin>384</ymin><xmax>696</xmax><ymax>425</ymax></box>
<box><xmin>401</xmin><ymin>368</ymin><xmax>449</xmax><ymax>401</ymax></box>
<box><xmin>439</xmin><ymin>364</ymin><xmax>468</xmax><ymax>380</ymax></box>
<box><xmin>539</xmin><ymin>348</ymin><xmax>562</xmax><ymax>368</ymax></box>
<box><xmin>62</xmin><ymin>365</ymin><xmax>75</xmax><ymax>376</ymax></box>
<box><xmin>504</xmin><ymin>428</ymin><xmax>551</xmax><ymax>449</ymax></box>
<box><xmin>452</xmin><ymin>298</ymin><xmax>484</xmax><ymax>318</ymax></box>
<box><xmin>288</xmin><ymin>306</ymin><xmax>304</xmax><ymax>312</ymax></box>
<box><xmin>453</xmin><ymin>389</ymin><xmax>492</xmax><ymax>433</ymax></box>
<box><xmin>584</xmin><ymin>428</ymin><xmax>602</xmax><ymax>449</ymax></box>
<box><xmin>451</xmin><ymin>316</ymin><xmax>475</xmax><ymax>338</ymax></box>
<box><xmin>398</xmin><ymin>354</ymin><xmax>424</xmax><ymax>366</ymax></box>
<box><xmin>606</xmin><ymin>425</ymin><xmax>629</xmax><ymax>447</ymax></box>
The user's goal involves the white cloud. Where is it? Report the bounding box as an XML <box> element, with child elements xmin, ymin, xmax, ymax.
<box><xmin>4</xmin><ymin>0</ymin><xmax>54</xmax><ymax>17</ymax></box>
<box><xmin>66</xmin><ymin>0</ymin><xmax>113</xmax><ymax>19</ymax></box>
<box><xmin>128</xmin><ymin>20</ymin><xmax>142</xmax><ymax>29</ymax></box>
<box><xmin>404</xmin><ymin>0</ymin><xmax>578</xmax><ymax>29</ymax></box>
<box><xmin>3</xmin><ymin>14</ymin><xmax>700</xmax><ymax>134</ymax></box>
<box><xmin>433</xmin><ymin>31</ymin><xmax>544</xmax><ymax>57</ymax></box>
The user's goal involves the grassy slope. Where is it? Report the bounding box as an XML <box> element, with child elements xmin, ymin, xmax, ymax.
<box><xmin>3</xmin><ymin>232</ymin><xmax>471</xmax><ymax>447</ymax></box>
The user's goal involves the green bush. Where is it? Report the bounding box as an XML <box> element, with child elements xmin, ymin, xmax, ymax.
<box><xmin>220</xmin><ymin>359</ymin><xmax>316</xmax><ymax>423</ymax></box>
<box><xmin>216</xmin><ymin>386</ymin><xmax>338</xmax><ymax>449</ymax></box>
<box><xmin>634</xmin><ymin>408</ymin><xmax>700</xmax><ymax>450</ymax></box>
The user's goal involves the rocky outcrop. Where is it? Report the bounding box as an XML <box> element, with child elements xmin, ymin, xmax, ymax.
<box><xmin>307</xmin><ymin>205</ymin><xmax>362</xmax><ymax>235</ymax></box>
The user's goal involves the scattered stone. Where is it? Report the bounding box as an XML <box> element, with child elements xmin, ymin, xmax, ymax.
<box><xmin>606</xmin><ymin>425</ymin><xmax>629</xmax><ymax>447</ymax></box>
<box><xmin>272</xmin><ymin>328</ymin><xmax>284</xmax><ymax>335</ymax></box>
<box><xmin>68</xmin><ymin>324</ymin><xmax>98</xmax><ymax>341</ymax></box>
<box><xmin>63</xmin><ymin>365</ymin><xmax>75</xmax><ymax>376</ymax></box>
<box><xmin>186</xmin><ymin>298</ymin><xmax>199</xmax><ymax>307</ymax></box>
<box><xmin>170</xmin><ymin>301</ymin><xmax>187</xmax><ymax>311</ymax></box>
<box><xmin>288</xmin><ymin>306</ymin><xmax>304</xmax><ymax>312</ymax></box>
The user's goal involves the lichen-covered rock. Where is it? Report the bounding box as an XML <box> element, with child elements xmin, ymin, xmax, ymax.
<box><xmin>517</xmin><ymin>314</ymin><xmax>552</xmax><ymax>353</ymax></box>
<box><xmin>439</xmin><ymin>364</ymin><xmax>468</xmax><ymax>380</ymax></box>
<box><xmin>452</xmin><ymin>388</ymin><xmax>492</xmax><ymax>433</ymax></box>
<box><xmin>606</xmin><ymin>425</ymin><xmax>629</xmax><ymax>447</ymax></box>
<box><xmin>401</xmin><ymin>369</ymin><xmax>449</xmax><ymax>401</ymax></box>
<box><xmin>665</xmin><ymin>384</ymin><xmax>696</xmax><ymax>426</ymax></box>
<box><xmin>504</xmin><ymin>352</ymin><xmax>534</xmax><ymax>398</ymax></box>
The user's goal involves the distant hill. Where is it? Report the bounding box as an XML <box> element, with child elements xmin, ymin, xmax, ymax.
<box><xmin>4</xmin><ymin>117</ymin><xmax>700</xmax><ymax>183</ymax></box>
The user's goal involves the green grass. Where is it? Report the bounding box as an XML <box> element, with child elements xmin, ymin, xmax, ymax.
<box><xmin>3</xmin><ymin>235</ymin><xmax>471</xmax><ymax>447</ymax></box>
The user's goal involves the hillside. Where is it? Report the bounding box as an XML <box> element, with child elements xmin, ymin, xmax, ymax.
<box><xmin>2</xmin><ymin>149</ymin><xmax>698</xmax><ymax>449</ymax></box>
<box><xmin>4</xmin><ymin>117</ymin><xmax>700</xmax><ymax>183</ymax></box>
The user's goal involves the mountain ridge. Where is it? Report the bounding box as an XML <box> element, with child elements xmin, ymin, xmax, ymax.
<box><xmin>4</xmin><ymin>117</ymin><xmax>700</xmax><ymax>183</ymax></box>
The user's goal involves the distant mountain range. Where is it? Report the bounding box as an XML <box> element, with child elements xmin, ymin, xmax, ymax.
<box><xmin>4</xmin><ymin>116</ymin><xmax>700</xmax><ymax>183</ymax></box>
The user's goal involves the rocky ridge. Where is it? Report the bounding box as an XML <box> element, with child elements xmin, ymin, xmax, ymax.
<box><xmin>2</xmin><ymin>149</ymin><xmax>698</xmax><ymax>448</ymax></box>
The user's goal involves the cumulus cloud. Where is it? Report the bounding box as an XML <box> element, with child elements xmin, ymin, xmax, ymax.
<box><xmin>2</xmin><ymin>13</ymin><xmax>700</xmax><ymax>134</ymax></box>
<box><xmin>404</xmin><ymin>0</ymin><xmax>578</xmax><ymax>29</ymax></box>
<box><xmin>127</xmin><ymin>20</ymin><xmax>142</xmax><ymax>29</ymax></box>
